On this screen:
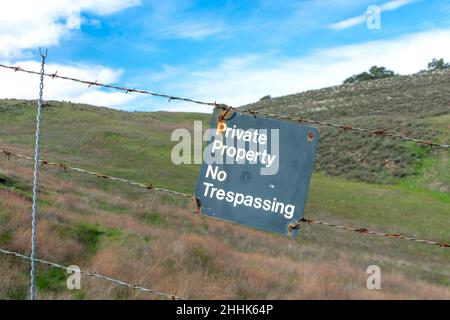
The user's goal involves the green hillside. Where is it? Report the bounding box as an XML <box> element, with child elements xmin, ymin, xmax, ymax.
<box><xmin>0</xmin><ymin>87</ymin><xmax>449</xmax><ymax>299</ymax></box>
<box><xmin>243</xmin><ymin>69</ymin><xmax>450</xmax><ymax>187</ymax></box>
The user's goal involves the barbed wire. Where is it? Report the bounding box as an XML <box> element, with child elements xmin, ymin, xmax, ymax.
<box><xmin>2</xmin><ymin>147</ymin><xmax>449</xmax><ymax>249</ymax></box>
<box><xmin>289</xmin><ymin>218</ymin><xmax>450</xmax><ymax>248</ymax></box>
<box><xmin>0</xmin><ymin>247</ymin><xmax>184</xmax><ymax>300</ymax></box>
<box><xmin>0</xmin><ymin>148</ymin><xmax>190</xmax><ymax>199</ymax></box>
<box><xmin>1</xmin><ymin>56</ymin><xmax>448</xmax><ymax>302</ymax></box>
<box><xmin>229</xmin><ymin>108</ymin><xmax>450</xmax><ymax>148</ymax></box>
<box><xmin>1</xmin><ymin>63</ymin><xmax>449</xmax><ymax>149</ymax></box>
<box><xmin>0</xmin><ymin>63</ymin><xmax>218</xmax><ymax>108</ymax></box>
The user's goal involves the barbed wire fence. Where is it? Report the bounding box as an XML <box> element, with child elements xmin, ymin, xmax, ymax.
<box><xmin>0</xmin><ymin>248</ymin><xmax>183</xmax><ymax>300</ymax></box>
<box><xmin>1</xmin><ymin>63</ymin><xmax>449</xmax><ymax>149</ymax></box>
<box><xmin>0</xmin><ymin>53</ymin><xmax>449</xmax><ymax>300</ymax></box>
<box><xmin>1</xmin><ymin>147</ymin><xmax>449</xmax><ymax>249</ymax></box>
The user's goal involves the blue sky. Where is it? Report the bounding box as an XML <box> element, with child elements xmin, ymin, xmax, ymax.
<box><xmin>1</xmin><ymin>0</ymin><xmax>450</xmax><ymax>112</ymax></box>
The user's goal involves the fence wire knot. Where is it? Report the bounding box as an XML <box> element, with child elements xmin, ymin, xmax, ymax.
<box><xmin>2</xmin><ymin>149</ymin><xmax>11</xmax><ymax>160</ymax></box>
<box><xmin>245</xmin><ymin>109</ymin><xmax>256</xmax><ymax>118</ymax></box>
<box><xmin>59</xmin><ymin>163</ymin><xmax>68</xmax><ymax>172</ymax></box>
<box><xmin>370</xmin><ymin>128</ymin><xmax>389</xmax><ymax>136</ymax></box>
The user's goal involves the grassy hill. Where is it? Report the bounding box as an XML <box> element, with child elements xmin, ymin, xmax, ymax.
<box><xmin>0</xmin><ymin>70</ymin><xmax>449</xmax><ymax>300</ymax></box>
<box><xmin>243</xmin><ymin>69</ymin><xmax>450</xmax><ymax>188</ymax></box>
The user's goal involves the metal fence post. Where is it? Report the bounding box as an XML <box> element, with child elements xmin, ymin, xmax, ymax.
<box><xmin>30</xmin><ymin>48</ymin><xmax>47</xmax><ymax>300</ymax></box>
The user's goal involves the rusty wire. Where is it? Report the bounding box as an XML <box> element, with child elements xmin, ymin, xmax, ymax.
<box><xmin>0</xmin><ymin>247</ymin><xmax>183</xmax><ymax>300</ymax></box>
<box><xmin>289</xmin><ymin>218</ymin><xmax>450</xmax><ymax>248</ymax></box>
<box><xmin>1</xmin><ymin>63</ymin><xmax>449</xmax><ymax>149</ymax></box>
<box><xmin>1</xmin><ymin>148</ymin><xmax>449</xmax><ymax>249</ymax></box>
<box><xmin>0</xmin><ymin>148</ymin><xmax>190</xmax><ymax>199</ymax></box>
<box><xmin>0</xmin><ymin>63</ymin><xmax>219</xmax><ymax>108</ymax></box>
<box><xmin>230</xmin><ymin>108</ymin><xmax>450</xmax><ymax>148</ymax></box>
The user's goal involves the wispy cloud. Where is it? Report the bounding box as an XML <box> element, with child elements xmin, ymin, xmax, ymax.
<box><xmin>381</xmin><ymin>0</ymin><xmax>416</xmax><ymax>11</ymax></box>
<box><xmin>0</xmin><ymin>0</ymin><xmax>141</xmax><ymax>108</ymax></box>
<box><xmin>328</xmin><ymin>15</ymin><xmax>368</xmax><ymax>31</ymax></box>
<box><xmin>328</xmin><ymin>0</ymin><xmax>418</xmax><ymax>30</ymax></box>
<box><xmin>0</xmin><ymin>61</ymin><xmax>136</xmax><ymax>108</ymax></box>
<box><xmin>0</xmin><ymin>0</ymin><xmax>141</xmax><ymax>59</ymax></box>
<box><xmin>159</xmin><ymin>21</ymin><xmax>226</xmax><ymax>40</ymax></box>
<box><xmin>138</xmin><ymin>28</ymin><xmax>450</xmax><ymax>113</ymax></box>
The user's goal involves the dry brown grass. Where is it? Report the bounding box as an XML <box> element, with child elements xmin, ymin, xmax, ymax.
<box><xmin>0</xmin><ymin>153</ymin><xmax>449</xmax><ymax>300</ymax></box>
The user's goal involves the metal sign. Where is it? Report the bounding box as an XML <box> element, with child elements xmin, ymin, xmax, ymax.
<box><xmin>194</xmin><ymin>108</ymin><xmax>320</xmax><ymax>236</ymax></box>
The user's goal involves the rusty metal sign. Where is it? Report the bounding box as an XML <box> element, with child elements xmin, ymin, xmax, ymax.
<box><xmin>194</xmin><ymin>108</ymin><xmax>320</xmax><ymax>236</ymax></box>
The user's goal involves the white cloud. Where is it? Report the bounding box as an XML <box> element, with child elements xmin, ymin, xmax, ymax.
<box><xmin>0</xmin><ymin>61</ymin><xmax>136</xmax><ymax>108</ymax></box>
<box><xmin>327</xmin><ymin>16</ymin><xmax>367</xmax><ymax>31</ymax></box>
<box><xmin>0</xmin><ymin>0</ymin><xmax>140</xmax><ymax>59</ymax></box>
<box><xmin>149</xmin><ymin>28</ymin><xmax>450</xmax><ymax>113</ymax></box>
<box><xmin>381</xmin><ymin>0</ymin><xmax>416</xmax><ymax>11</ymax></box>
<box><xmin>0</xmin><ymin>0</ymin><xmax>141</xmax><ymax>108</ymax></box>
<box><xmin>159</xmin><ymin>21</ymin><xmax>226</xmax><ymax>40</ymax></box>
<box><xmin>328</xmin><ymin>0</ymin><xmax>417</xmax><ymax>30</ymax></box>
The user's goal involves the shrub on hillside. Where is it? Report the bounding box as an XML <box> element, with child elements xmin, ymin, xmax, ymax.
<box><xmin>343</xmin><ymin>66</ymin><xmax>397</xmax><ymax>84</ymax></box>
<box><xmin>427</xmin><ymin>58</ymin><xmax>450</xmax><ymax>71</ymax></box>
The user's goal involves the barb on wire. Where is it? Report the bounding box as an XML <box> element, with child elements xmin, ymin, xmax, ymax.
<box><xmin>0</xmin><ymin>247</ymin><xmax>183</xmax><ymax>300</ymax></box>
<box><xmin>1</xmin><ymin>147</ymin><xmax>449</xmax><ymax>249</ymax></box>
<box><xmin>290</xmin><ymin>218</ymin><xmax>450</xmax><ymax>248</ymax></box>
<box><xmin>0</xmin><ymin>63</ymin><xmax>449</xmax><ymax>148</ymax></box>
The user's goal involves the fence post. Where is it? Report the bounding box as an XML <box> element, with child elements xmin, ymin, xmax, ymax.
<box><xmin>30</xmin><ymin>48</ymin><xmax>47</xmax><ymax>300</ymax></box>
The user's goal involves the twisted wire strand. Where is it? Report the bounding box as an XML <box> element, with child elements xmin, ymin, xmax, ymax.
<box><xmin>0</xmin><ymin>63</ymin><xmax>218</xmax><ymax>108</ymax></box>
<box><xmin>0</xmin><ymin>247</ymin><xmax>183</xmax><ymax>300</ymax></box>
<box><xmin>289</xmin><ymin>218</ymin><xmax>450</xmax><ymax>248</ymax></box>
<box><xmin>30</xmin><ymin>51</ymin><xmax>47</xmax><ymax>300</ymax></box>
<box><xmin>1</xmin><ymin>148</ymin><xmax>449</xmax><ymax>249</ymax></box>
<box><xmin>226</xmin><ymin>107</ymin><xmax>450</xmax><ymax>148</ymax></box>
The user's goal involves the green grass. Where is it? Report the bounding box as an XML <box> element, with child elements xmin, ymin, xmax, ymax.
<box><xmin>0</xmin><ymin>171</ymin><xmax>33</xmax><ymax>199</ymax></box>
<box><xmin>190</xmin><ymin>247</ymin><xmax>212</xmax><ymax>271</ymax></box>
<box><xmin>36</xmin><ymin>267</ymin><xmax>67</xmax><ymax>292</ymax></box>
<box><xmin>307</xmin><ymin>174</ymin><xmax>449</xmax><ymax>240</ymax></box>
<box><xmin>0</xmin><ymin>100</ymin><xmax>209</xmax><ymax>194</ymax></box>
<box><xmin>58</xmin><ymin>222</ymin><xmax>122</xmax><ymax>254</ymax></box>
<box><xmin>5</xmin><ymin>287</ymin><xmax>27</xmax><ymax>300</ymax></box>
<box><xmin>0</xmin><ymin>99</ymin><xmax>448</xmax><ymax>297</ymax></box>
<box><xmin>0</xmin><ymin>229</ymin><xmax>12</xmax><ymax>245</ymax></box>
<box><xmin>243</xmin><ymin>70</ymin><xmax>450</xmax><ymax>183</ymax></box>
<box><xmin>400</xmin><ymin>114</ymin><xmax>450</xmax><ymax>194</ymax></box>
<box><xmin>144</xmin><ymin>211</ymin><xmax>167</xmax><ymax>226</ymax></box>
<box><xmin>0</xmin><ymin>100</ymin><xmax>448</xmax><ymax>243</ymax></box>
